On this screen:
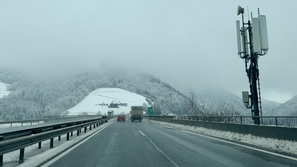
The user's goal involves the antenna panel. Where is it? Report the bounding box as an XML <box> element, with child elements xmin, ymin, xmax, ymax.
<box><xmin>241</xmin><ymin>27</ymin><xmax>248</xmax><ymax>55</ymax></box>
<box><xmin>252</xmin><ymin>18</ymin><xmax>261</xmax><ymax>53</ymax></box>
<box><xmin>259</xmin><ymin>15</ymin><xmax>269</xmax><ymax>51</ymax></box>
<box><xmin>236</xmin><ymin>20</ymin><xmax>242</xmax><ymax>54</ymax></box>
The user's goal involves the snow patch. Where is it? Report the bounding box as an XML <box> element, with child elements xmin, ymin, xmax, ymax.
<box><xmin>0</xmin><ymin>122</ymin><xmax>44</xmax><ymax>129</ymax></box>
<box><xmin>67</xmin><ymin>88</ymin><xmax>149</xmax><ymax>115</ymax></box>
<box><xmin>150</xmin><ymin>120</ymin><xmax>297</xmax><ymax>155</ymax></box>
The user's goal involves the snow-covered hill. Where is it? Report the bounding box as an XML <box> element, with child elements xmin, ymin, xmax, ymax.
<box><xmin>261</xmin><ymin>99</ymin><xmax>282</xmax><ymax>115</ymax></box>
<box><xmin>193</xmin><ymin>89</ymin><xmax>249</xmax><ymax>116</ymax></box>
<box><xmin>0</xmin><ymin>67</ymin><xmax>289</xmax><ymax>120</ymax></box>
<box><xmin>270</xmin><ymin>95</ymin><xmax>297</xmax><ymax>116</ymax></box>
<box><xmin>67</xmin><ymin>88</ymin><xmax>149</xmax><ymax>115</ymax></box>
<box><xmin>193</xmin><ymin>89</ymin><xmax>282</xmax><ymax>116</ymax></box>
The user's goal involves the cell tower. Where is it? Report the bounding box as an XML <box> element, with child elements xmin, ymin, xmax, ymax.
<box><xmin>236</xmin><ymin>6</ymin><xmax>269</xmax><ymax>125</ymax></box>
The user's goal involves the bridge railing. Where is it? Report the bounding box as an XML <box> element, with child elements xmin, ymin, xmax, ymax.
<box><xmin>150</xmin><ymin>115</ymin><xmax>297</xmax><ymax>128</ymax></box>
<box><xmin>0</xmin><ymin>115</ymin><xmax>108</xmax><ymax>128</ymax></box>
<box><xmin>0</xmin><ymin>116</ymin><xmax>109</xmax><ymax>166</ymax></box>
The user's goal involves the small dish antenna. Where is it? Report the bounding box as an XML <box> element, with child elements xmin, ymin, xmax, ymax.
<box><xmin>237</xmin><ymin>5</ymin><xmax>244</xmax><ymax>15</ymax></box>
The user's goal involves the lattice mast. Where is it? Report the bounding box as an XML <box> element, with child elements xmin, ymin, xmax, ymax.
<box><xmin>236</xmin><ymin>6</ymin><xmax>269</xmax><ymax>125</ymax></box>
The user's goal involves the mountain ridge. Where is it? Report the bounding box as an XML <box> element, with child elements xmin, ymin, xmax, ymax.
<box><xmin>0</xmin><ymin>67</ymin><xmax>291</xmax><ymax>120</ymax></box>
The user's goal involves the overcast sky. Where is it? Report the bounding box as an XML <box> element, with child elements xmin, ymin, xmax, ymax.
<box><xmin>0</xmin><ymin>0</ymin><xmax>296</xmax><ymax>103</ymax></box>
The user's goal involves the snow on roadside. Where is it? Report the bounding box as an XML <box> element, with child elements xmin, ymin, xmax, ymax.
<box><xmin>0</xmin><ymin>122</ymin><xmax>44</xmax><ymax>129</ymax></box>
<box><xmin>150</xmin><ymin>120</ymin><xmax>297</xmax><ymax>155</ymax></box>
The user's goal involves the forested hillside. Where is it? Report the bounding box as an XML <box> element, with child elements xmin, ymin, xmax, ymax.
<box><xmin>0</xmin><ymin>67</ymin><xmax>285</xmax><ymax>121</ymax></box>
<box><xmin>0</xmin><ymin>68</ymin><xmax>189</xmax><ymax>120</ymax></box>
<box><xmin>270</xmin><ymin>96</ymin><xmax>297</xmax><ymax>116</ymax></box>
<box><xmin>192</xmin><ymin>89</ymin><xmax>281</xmax><ymax>116</ymax></box>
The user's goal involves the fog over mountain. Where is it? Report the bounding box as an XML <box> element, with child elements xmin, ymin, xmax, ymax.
<box><xmin>270</xmin><ymin>96</ymin><xmax>297</xmax><ymax>116</ymax></box>
<box><xmin>0</xmin><ymin>1</ymin><xmax>296</xmax><ymax>103</ymax></box>
<box><xmin>0</xmin><ymin>67</ymin><xmax>287</xmax><ymax>121</ymax></box>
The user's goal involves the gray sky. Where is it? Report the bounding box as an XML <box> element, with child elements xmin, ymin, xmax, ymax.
<box><xmin>0</xmin><ymin>0</ymin><xmax>296</xmax><ymax>103</ymax></box>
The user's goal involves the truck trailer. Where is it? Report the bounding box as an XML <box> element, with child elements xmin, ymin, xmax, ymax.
<box><xmin>131</xmin><ymin>106</ymin><xmax>143</xmax><ymax>122</ymax></box>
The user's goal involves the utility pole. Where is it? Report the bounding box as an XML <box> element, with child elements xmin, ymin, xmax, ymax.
<box><xmin>236</xmin><ymin>6</ymin><xmax>269</xmax><ymax>125</ymax></box>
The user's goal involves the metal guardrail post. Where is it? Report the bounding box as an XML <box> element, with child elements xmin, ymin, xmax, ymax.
<box><xmin>77</xmin><ymin>130</ymin><xmax>79</xmax><ymax>136</ymax></box>
<box><xmin>0</xmin><ymin>155</ymin><xmax>3</xmax><ymax>167</ymax></box>
<box><xmin>84</xmin><ymin>127</ymin><xmax>87</xmax><ymax>133</ymax></box>
<box><xmin>71</xmin><ymin>131</ymin><xmax>73</xmax><ymax>136</ymax></box>
<box><xmin>67</xmin><ymin>133</ymin><xmax>70</xmax><ymax>141</ymax></box>
<box><xmin>38</xmin><ymin>142</ymin><xmax>41</xmax><ymax>149</ymax></box>
<box><xmin>58</xmin><ymin>136</ymin><xmax>61</xmax><ymax>141</ymax></box>
<box><xmin>19</xmin><ymin>148</ymin><xmax>25</xmax><ymax>164</ymax></box>
<box><xmin>50</xmin><ymin>138</ymin><xmax>54</xmax><ymax>148</ymax></box>
<box><xmin>275</xmin><ymin>117</ymin><xmax>278</xmax><ymax>126</ymax></box>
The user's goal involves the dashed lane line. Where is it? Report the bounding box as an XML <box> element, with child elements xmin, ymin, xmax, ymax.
<box><xmin>134</xmin><ymin>124</ymin><xmax>179</xmax><ymax>167</ymax></box>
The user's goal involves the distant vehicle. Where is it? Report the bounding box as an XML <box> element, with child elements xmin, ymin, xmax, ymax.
<box><xmin>108</xmin><ymin>110</ymin><xmax>114</xmax><ymax>116</ymax></box>
<box><xmin>117</xmin><ymin>115</ymin><xmax>125</xmax><ymax>122</ymax></box>
<box><xmin>131</xmin><ymin>106</ymin><xmax>143</xmax><ymax>122</ymax></box>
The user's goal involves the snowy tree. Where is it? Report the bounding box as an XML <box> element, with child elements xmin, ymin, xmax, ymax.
<box><xmin>186</xmin><ymin>92</ymin><xmax>201</xmax><ymax>116</ymax></box>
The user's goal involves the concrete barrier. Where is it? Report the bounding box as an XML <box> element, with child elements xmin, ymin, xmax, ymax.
<box><xmin>150</xmin><ymin>118</ymin><xmax>297</xmax><ymax>141</ymax></box>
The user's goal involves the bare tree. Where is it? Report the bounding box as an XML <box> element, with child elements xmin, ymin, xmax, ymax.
<box><xmin>186</xmin><ymin>92</ymin><xmax>201</xmax><ymax>116</ymax></box>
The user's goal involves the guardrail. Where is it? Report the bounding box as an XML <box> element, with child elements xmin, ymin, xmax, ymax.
<box><xmin>0</xmin><ymin>115</ymin><xmax>107</xmax><ymax>128</ymax></box>
<box><xmin>0</xmin><ymin>116</ymin><xmax>108</xmax><ymax>140</ymax></box>
<box><xmin>147</xmin><ymin>117</ymin><xmax>297</xmax><ymax>142</ymax></box>
<box><xmin>172</xmin><ymin>116</ymin><xmax>297</xmax><ymax>128</ymax></box>
<box><xmin>144</xmin><ymin>115</ymin><xmax>297</xmax><ymax>127</ymax></box>
<box><xmin>144</xmin><ymin>115</ymin><xmax>175</xmax><ymax>119</ymax></box>
<box><xmin>0</xmin><ymin>117</ymin><xmax>109</xmax><ymax>166</ymax></box>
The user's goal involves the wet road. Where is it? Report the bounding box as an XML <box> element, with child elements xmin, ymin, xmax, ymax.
<box><xmin>46</xmin><ymin>119</ymin><xmax>297</xmax><ymax>167</ymax></box>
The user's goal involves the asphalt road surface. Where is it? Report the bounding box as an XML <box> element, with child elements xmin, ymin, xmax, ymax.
<box><xmin>45</xmin><ymin>119</ymin><xmax>297</xmax><ymax>167</ymax></box>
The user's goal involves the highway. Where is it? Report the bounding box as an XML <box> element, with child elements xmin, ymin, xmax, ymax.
<box><xmin>44</xmin><ymin>119</ymin><xmax>297</xmax><ymax>167</ymax></box>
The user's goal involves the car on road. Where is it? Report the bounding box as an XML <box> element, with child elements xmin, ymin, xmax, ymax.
<box><xmin>117</xmin><ymin>115</ymin><xmax>125</xmax><ymax>122</ymax></box>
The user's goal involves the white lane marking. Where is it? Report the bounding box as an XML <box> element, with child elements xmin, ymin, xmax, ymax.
<box><xmin>139</xmin><ymin>131</ymin><xmax>146</xmax><ymax>136</ymax></box>
<box><xmin>41</xmin><ymin>121</ymin><xmax>113</xmax><ymax>167</ymax></box>
<box><xmin>134</xmin><ymin>124</ymin><xmax>179</xmax><ymax>167</ymax></box>
<box><xmin>180</xmin><ymin>129</ymin><xmax>297</xmax><ymax>162</ymax></box>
